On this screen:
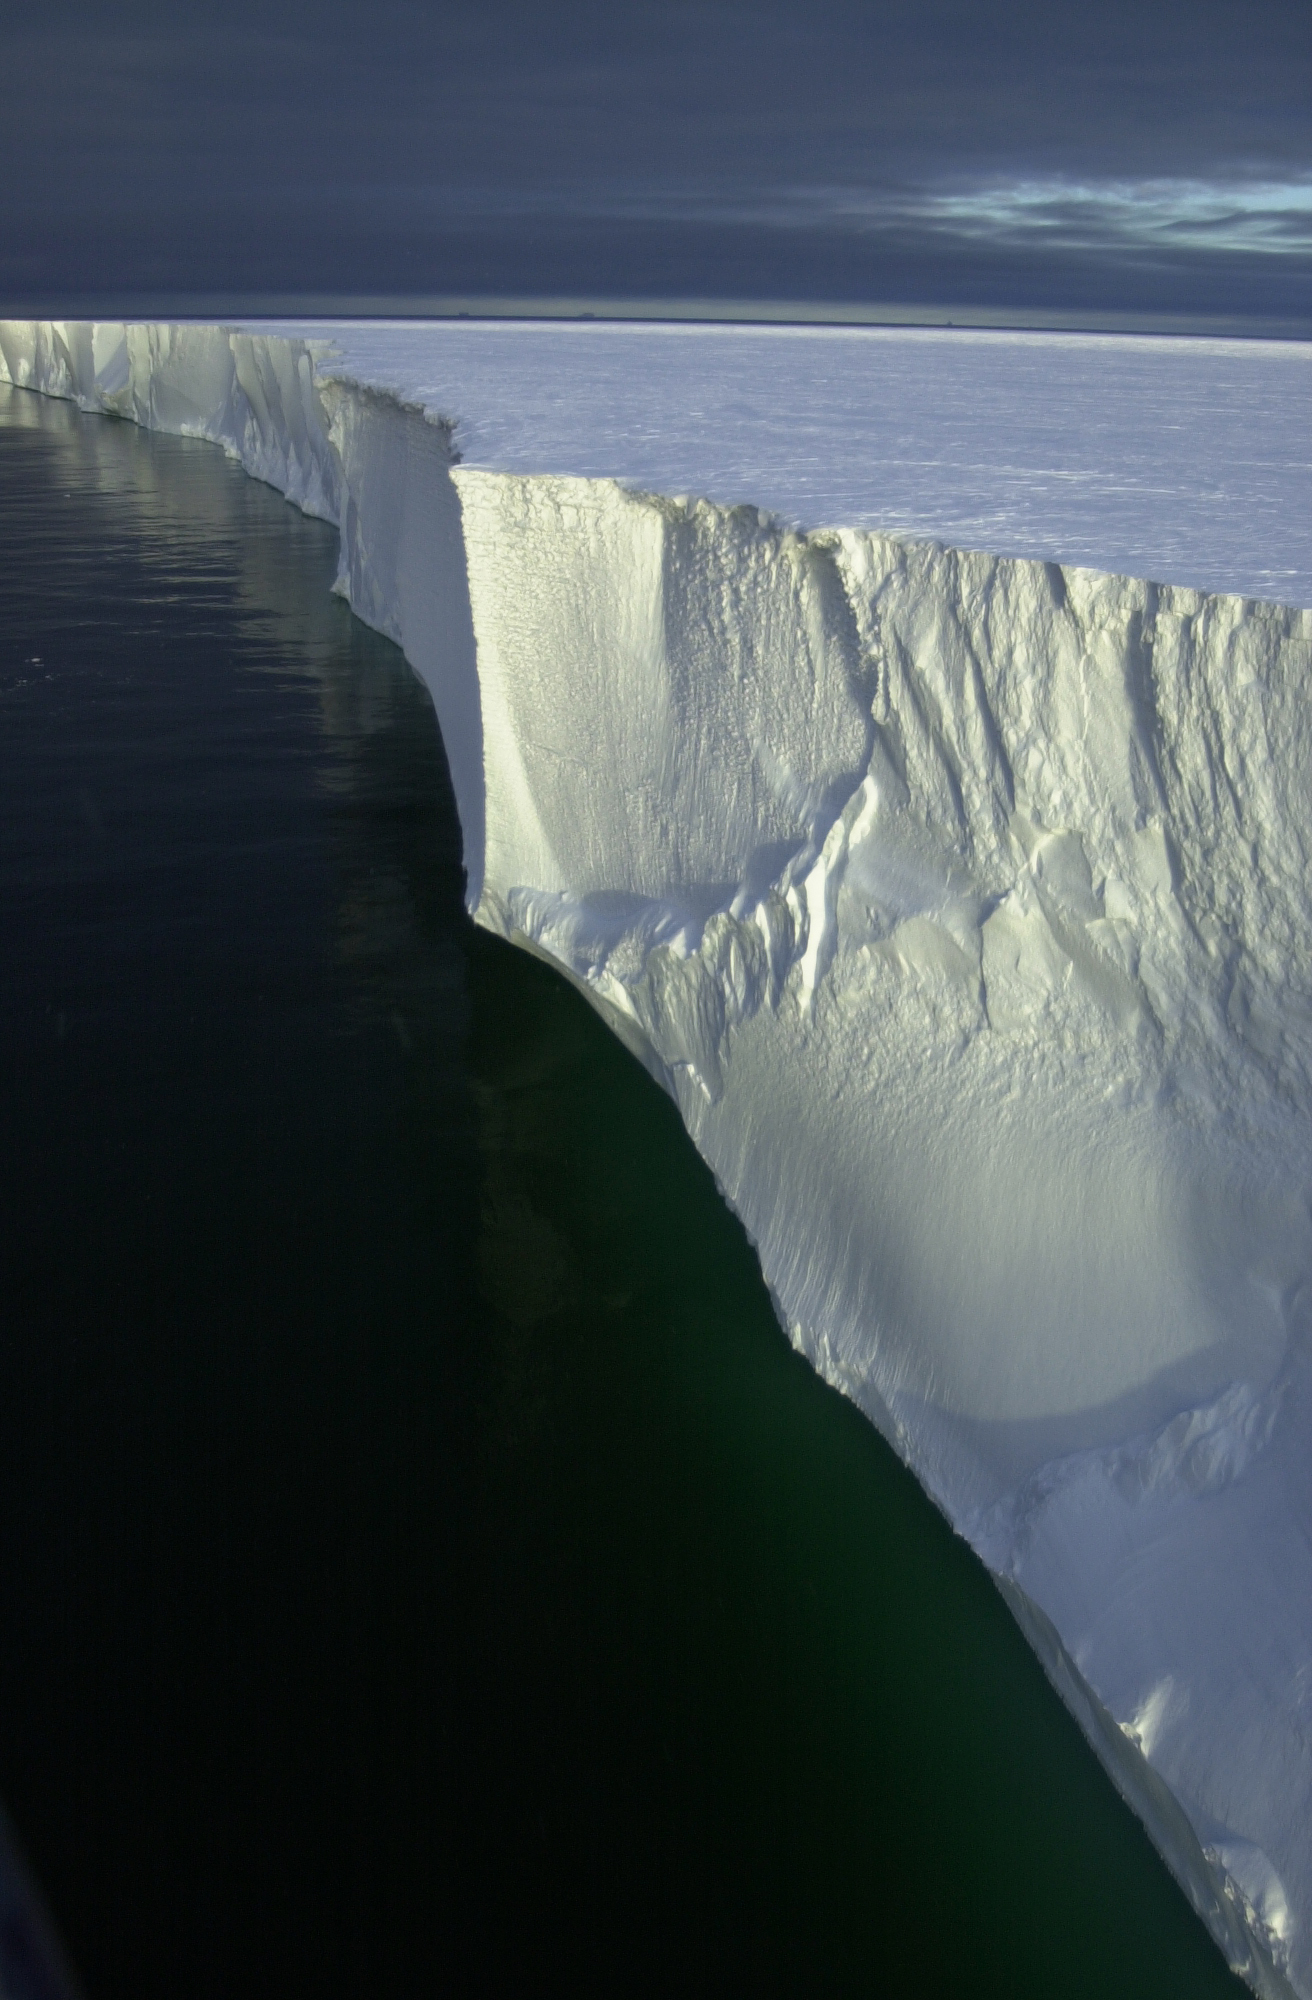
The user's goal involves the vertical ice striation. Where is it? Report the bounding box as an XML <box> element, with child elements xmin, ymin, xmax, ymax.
<box><xmin>4</xmin><ymin>317</ymin><xmax>1312</xmax><ymax>1998</ymax></box>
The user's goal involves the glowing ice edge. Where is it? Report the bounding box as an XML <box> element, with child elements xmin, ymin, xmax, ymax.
<box><xmin>5</xmin><ymin>318</ymin><xmax>1311</xmax><ymax>1998</ymax></box>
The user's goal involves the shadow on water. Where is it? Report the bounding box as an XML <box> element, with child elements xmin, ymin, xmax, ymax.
<box><xmin>0</xmin><ymin>383</ymin><xmax>1247</xmax><ymax>1998</ymax></box>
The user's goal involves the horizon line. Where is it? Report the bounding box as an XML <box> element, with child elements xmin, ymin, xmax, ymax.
<box><xmin>2</xmin><ymin>295</ymin><xmax>1310</xmax><ymax>343</ymax></box>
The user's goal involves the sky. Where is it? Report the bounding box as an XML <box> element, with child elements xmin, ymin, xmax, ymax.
<box><xmin>2</xmin><ymin>0</ymin><xmax>1310</xmax><ymax>327</ymax></box>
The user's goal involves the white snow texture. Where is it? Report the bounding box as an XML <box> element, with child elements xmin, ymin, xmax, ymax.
<box><xmin>4</xmin><ymin>317</ymin><xmax>1312</xmax><ymax>1999</ymax></box>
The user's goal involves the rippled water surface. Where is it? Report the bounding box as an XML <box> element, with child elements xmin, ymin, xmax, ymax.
<box><xmin>0</xmin><ymin>385</ymin><xmax>1246</xmax><ymax>1998</ymax></box>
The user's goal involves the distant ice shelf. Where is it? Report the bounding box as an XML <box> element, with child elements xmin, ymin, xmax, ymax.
<box><xmin>280</xmin><ymin>316</ymin><xmax>1312</xmax><ymax>608</ymax></box>
<box><xmin>4</xmin><ymin>317</ymin><xmax>1312</xmax><ymax>1999</ymax></box>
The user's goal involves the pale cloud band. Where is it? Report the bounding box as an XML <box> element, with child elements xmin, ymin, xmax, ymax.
<box><xmin>423</xmin><ymin>176</ymin><xmax>1312</xmax><ymax>262</ymax></box>
<box><xmin>903</xmin><ymin>177</ymin><xmax>1312</xmax><ymax>256</ymax></box>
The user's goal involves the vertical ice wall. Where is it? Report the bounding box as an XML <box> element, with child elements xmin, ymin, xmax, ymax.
<box><xmin>4</xmin><ymin>319</ymin><xmax>1311</xmax><ymax>1999</ymax></box>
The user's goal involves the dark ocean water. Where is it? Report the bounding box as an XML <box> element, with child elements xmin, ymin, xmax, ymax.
<box><xmin>0</xmin><ymin>384</ymin><xmax>1246</xmax><ymax>1999</ymax></box>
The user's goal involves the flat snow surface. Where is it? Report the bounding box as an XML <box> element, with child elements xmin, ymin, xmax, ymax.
<box><xmin>272</xmin><ymin>320</ymin><xmax>1312</xmax><ymax>608</ymax></box>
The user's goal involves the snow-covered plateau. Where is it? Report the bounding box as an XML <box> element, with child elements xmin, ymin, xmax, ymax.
<box><xmin>4</xmin><ymin>316</ymin><xmax>1312</xmax><ymax>1996</ymax></box>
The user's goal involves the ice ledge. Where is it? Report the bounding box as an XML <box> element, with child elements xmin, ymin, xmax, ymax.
<box><xmin>4</xmin><ymin>318</ymin><xmax>1311</xmax><ymax>2000</ymax></box>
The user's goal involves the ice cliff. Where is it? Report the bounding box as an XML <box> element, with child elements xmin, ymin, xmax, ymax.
<box><xmin>4</xmin><ymin>317</ymin><xmax>1312</xmax><ymax>1999</ymax></box>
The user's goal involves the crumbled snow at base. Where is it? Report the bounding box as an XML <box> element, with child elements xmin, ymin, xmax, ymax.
<box><xmin>4</xmin><ymin>316</ymin><xmax>1312</xmax><ymax>2000</ymax></box>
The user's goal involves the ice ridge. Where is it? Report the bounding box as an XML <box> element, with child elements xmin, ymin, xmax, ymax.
<box><xmin>4</xmin><ymin>319</ymin><xmax>1312</xmax><ymax>2000</ymax></box>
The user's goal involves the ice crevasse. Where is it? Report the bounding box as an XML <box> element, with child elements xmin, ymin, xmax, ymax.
<box><xmin>4</xmin><ymin>317</ymin><xmax>1312</xmax><ymax>1998</ymax></box>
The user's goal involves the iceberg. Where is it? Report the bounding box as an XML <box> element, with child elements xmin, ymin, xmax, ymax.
<box><xmin>4</xmin><ymin>316</ymin><xmax>1312</xmax><ymax>1998</ymax></box>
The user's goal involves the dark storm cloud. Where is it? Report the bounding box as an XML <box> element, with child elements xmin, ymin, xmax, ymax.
<box><xmin>3</xmin><ymin>0</ymin><xmax>1310</xmax><ymax>322</ymax></box>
